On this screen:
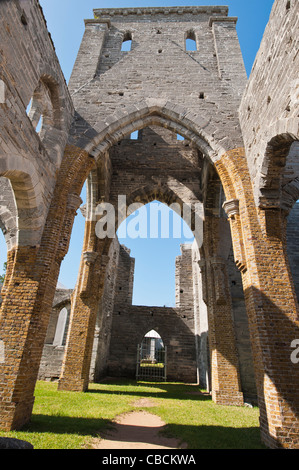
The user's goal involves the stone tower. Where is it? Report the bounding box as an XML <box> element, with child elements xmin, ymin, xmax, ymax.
<box><xmin>58</xmin><ymin>7</ymin><xmax>248</xmax><ymax>407</ymax></box>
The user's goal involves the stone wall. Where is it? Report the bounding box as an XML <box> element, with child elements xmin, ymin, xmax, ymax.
<box><xmin>239</xmin><ymin>0</ymin><xmax>299</xmax><ymax>209</ymax></box>
<box><xmin>0</xmin><ymin>0</ymin><xmax>73</xmax><ymax>249</ymax></box>
<box><xmin>107</xmin><ymin>305</ymin><xmax>197</xmax><ymax>383</ymax></box>
<box><xmin>105</xmin><ymin>241</ymin><xmax>197</xmax><ymax>382</ymax></box>
<box><xmin>105</xmin><ymin>241</ymin><xmax>197</xmax><ymax>383</ymax></box>
<box><xmin>68</xmin><ymin>5</ymin><xmax>247</xmax><ymax>158</ymax></box>
<box><xmin>38</xmin><ymin>289</ymin><xmax>72</xmax><ymax>381</ymax></box>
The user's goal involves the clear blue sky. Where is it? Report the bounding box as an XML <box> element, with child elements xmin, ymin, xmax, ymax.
<box><xmin>0</xmin><ymin>1</ymin><xmax>274</xmax><ymax>307</ymax></box>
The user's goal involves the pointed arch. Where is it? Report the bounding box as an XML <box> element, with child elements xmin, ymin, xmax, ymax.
<box><xmin>70</xmin><ymin>100</ymin><xmax>227</xmax><ymax>163</ymax></box>
<box><xmin>115</xmin><ymin>183</ymin><xmax>203</xmax><ymax>248</ymax></box>
<box><xmin>258</xmin><ymin>132</ymin><xmax>299</xmax><ymax>211</ymax></box>
<box><xmin>0</xmin><ymin>161</ymin><xmax>46</xmax><ymax>248</ymax></box>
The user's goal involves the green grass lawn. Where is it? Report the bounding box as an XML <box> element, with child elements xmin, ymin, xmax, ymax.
<box><xmin>0</xmin><ymin>379</ymin><xmax>265</xmax><ymax>449</ymax></box>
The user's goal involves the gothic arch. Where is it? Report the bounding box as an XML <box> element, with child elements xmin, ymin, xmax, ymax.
<box><xmin>70</xmin><ymin>100</ymin><xmax>228</xmax><ymax>164</ymax></box>
<box><xmin>121</xmin><ymin>184</ymin><xmax>202</xmax><ymax>247</ymax></box>
<box><xmin>0</xmin><ymin>164</ymin><xmax>45</xmax><ymax>248</ymax></box>
<box><xmin>26</xmin><ymin>73</ymin><xmax>74</xmax><ymax>168</ymax></box>
<box><xmin>138</xmin><ymin>328</ymin><xmax>164</xmax><ymax>347</ymax></box>
<box><xmin>60</xmin><ymin>104</ymin><xmax>247</xmax><ymax>286</ymax></box>
<box><xmin>255</xmin><ymin>119</ymin><xmax>299</xmax><ymax>210</ymax></box>
<box><xmin>0</xmin><ymin>177</ymin><xmax>17</xmax><ymax>252</ymax></box>
<box><xmin>63</xmin><ymin>101</ymin><xmax>237</xmax><ymax>236</ymax></box>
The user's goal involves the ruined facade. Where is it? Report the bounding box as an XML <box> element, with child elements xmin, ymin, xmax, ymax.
<box><xmin>0</xmin><ymin>0</ymin><xmax>298</xmax><ymax>449</ymax></box>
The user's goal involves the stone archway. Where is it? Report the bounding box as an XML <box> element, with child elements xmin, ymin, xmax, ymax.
<box><xmin>56</xmin><ymin>105</ymin><xmax>299</xmax><ymax>448</ymax></box>
<box><xmin>0</xmin><ymin>1</ymin><xmax>298</xmax><ymax>450</ymax></box>
<box><xmin>136</xmin><ymin>330</ymin><xmax>166</xmax><ymax>382</ymax></box>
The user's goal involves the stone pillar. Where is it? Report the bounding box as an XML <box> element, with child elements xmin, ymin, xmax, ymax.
<box><xmin>0</xmin><ymin>246</ymin><xmax>40</xmax><ymax>431</ymax></box>
<box><xmin>201</xmin><ymin>213</ymin><xmax>244</xmax><ymax>406</ymax></box>
<box><xmin>203</xmin><ymin>253</ymin><xmax>244</xmax><ymax>406</ymax></box>
<box><xmin>244</xmin><ymin>208</ymin><xmax>299</xmax><ymax>449</ymax></box>
<box><xmin>217</xmin><ymin>149</ymin><xmax>299</xmax><ymax>448</ymax></box>
<box><xmin>58</xmin><ymin>220</ymin><xmax>110</xmax><ymax>392</ymax></box>
<box><xmin>0</xmin><ymin>145</ymin><xmax>91</xmax><ymax>431</ymax></box>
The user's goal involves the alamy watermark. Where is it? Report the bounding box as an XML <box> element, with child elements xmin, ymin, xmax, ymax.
<box><xmin>0</xmin><ymin>340</ymin><xmax>5</xmax><ymax>363</ymax></box>
<box><xmin>94</xmin><ymin>195</ymin><xmax>204</xmax><ymax>243</ymax></box>
<box><xmin>290</xmin><ymin>339</ymin><xmax>299</xmax><ymax>364</ymax></box>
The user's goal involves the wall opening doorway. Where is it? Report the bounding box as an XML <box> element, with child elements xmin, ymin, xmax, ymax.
<box><xmin>136</xmin><ymin>330</ymin><xmax>167</xmax><ymax>381</ymax></box>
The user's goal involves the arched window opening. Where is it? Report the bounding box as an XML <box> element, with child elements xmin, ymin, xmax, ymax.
<box><xmin>186</xmin><ymin>31</ymin><xmax>197</xmax><ymax>52</ymax></box>
<box><xmin>142</xmin><ymin>330</ymin><xmax>164</xmax><ymax>362</ymax></box>
<box><xmin>53</xmin><ymin>307</ymin><xmax>69</xmax><ymax>347</ymax></box>
<box><xmin>26</xmin><ymin>80</ymin><xmax>54</xmax><ymax>137</ymax></box>
<box><xmin>137</xmin><ymin>330</ymin><xmax>166</xmax><ymax>381</ymax></box>
<box><xmin>121</xmin><ymin>32</ymin><xmax>132</xmax><ymax>52</ymax></box>
<box><xmin>25</xmin><ymin>76</ymin><xmax>66</xmax><ymax>166</ymax></box>
<box><xmin>177</xmin><ymin>134</ymin><xmax>185</xmax><ymax>141</ymax></box>
<box><xmin>141</xmin><ymin>330</ymin><xmax>164</xmax><ymax>364</ymax></box>
<box><xmin>0</xmin><ymin>176</ymin><xmax>15</xmax><ymax>300</ymax></box>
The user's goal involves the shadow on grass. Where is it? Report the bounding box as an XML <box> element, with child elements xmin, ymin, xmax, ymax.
<box><xmin>87</xmin><ymin>380</ymin><xmax>212</xmax><ymax>402</ymax></box>
<box><xmin>162</xmin><ymin>423</ymin><xmax>265</xmax><ymax>449</ymax></box>
<box><xmin>22</xmin><ymin>414</ymin><xmax>112</xmax><ymax>437</ymax></box>
<box><xmin>21</xmin><ymin>415</ymin><xmax>264</xmax><ymax>449</ymax></box>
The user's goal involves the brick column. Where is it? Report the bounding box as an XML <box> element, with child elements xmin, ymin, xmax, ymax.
<box><xmin>0</xmin><ymin>193</ymin><xmax>84</xmax><ymax>431</ymax></box>
<box><xmin>0</xmin><ymin>246</ymin><xmax>40</xmax><ymax>430</ymax></box>
<box><xmin>202</xmin><ymin>216</ymin><xmax>244</xmax><ymax>406</ymax></box>
<box><xmin>58</xmin><ymin>221</ymin><xmax>110</xmax><ymax>392</ymax></box>
<box><xmin>201</xmin><ymin>256</ymin><xmax>244</xmax><ymax>405</ymax></box>
<box><xmin>0</xmin><ymin>145</ymin><xmax>92</xmax><ymax>431</ymax></box>
<box><xmin>245</xmin><ymin>208</ymin><xmax>299</xmax><ymax>448</ymax></box>
<box><xmin>210</xmin><ymin>256</ymin><xmax>244</xmax><ymax>405</ymax></box>
<box><xmin>217</xmin><ymin>149</ymin><xmax>299</xmax><ymax>448</ymax></box>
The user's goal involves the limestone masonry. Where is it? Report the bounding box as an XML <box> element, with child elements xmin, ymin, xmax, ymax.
<box><xmin>0</xmin><ymin>0</ymin><xmax>298</xmax><ymax>449</ymax></box>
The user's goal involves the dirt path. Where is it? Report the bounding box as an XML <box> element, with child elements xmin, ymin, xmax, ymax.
<box><xmin>91</xmin><ymin>399</ymin><xmax>187</xmax><ymax>450</ymax></box>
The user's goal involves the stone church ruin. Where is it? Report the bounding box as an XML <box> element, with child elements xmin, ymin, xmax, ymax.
<box><xmin>0</xmin><ymin>0</ymin><xmax>298</xmax><ymax>449</ymax></box>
